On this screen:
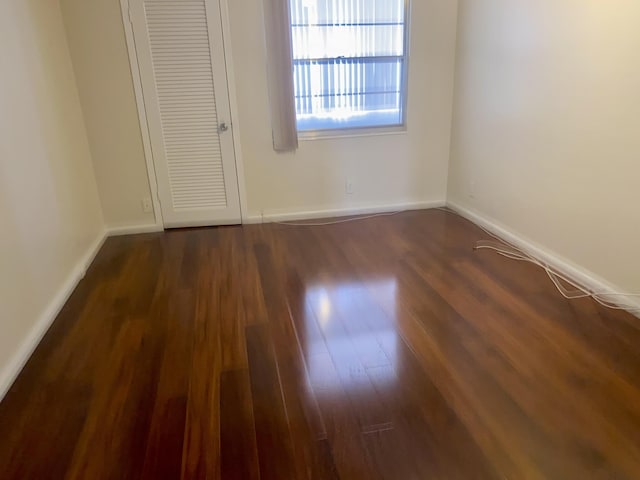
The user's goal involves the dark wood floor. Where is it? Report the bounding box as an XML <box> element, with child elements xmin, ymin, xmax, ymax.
<box><xmin>1</xmin><ymin>210</ymin><xmax>640</xmax><ymax>479</ymax></box>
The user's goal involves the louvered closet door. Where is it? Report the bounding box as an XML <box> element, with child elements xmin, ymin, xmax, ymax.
<box><xmin>130</xmin><ymin>0</ymin><xmax>241</xmax><ymax>227</ymax></box>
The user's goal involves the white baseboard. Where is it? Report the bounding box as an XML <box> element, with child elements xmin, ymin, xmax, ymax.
<box><xmin>447</xmin><ymin>201</ymin><xmax>640</xmax><ymax>318</ymax></box>
<box><xmin>106</xmin><ymin>223</ymin><xmax>164</xmax><ymax>236</ymax></box>
<box><xmin>243</xmin><ymin>215</ymin><xmax>264</xmax><ymax>225</ymax></box>
<box><xmin>0</xmin><ymin>230</ymin><xmax>108</xmax><ymax>401</ymax></box>
<box><xmin>246</xmin><ymin>200</ymin><xmax>447</xmax><ymax>224</ymax></box>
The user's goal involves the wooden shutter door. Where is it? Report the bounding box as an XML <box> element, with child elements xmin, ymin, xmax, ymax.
<box><xmin>130</xmin><ymin>0</ymin><xmax>241</xmax><ymax>227</ymax></box>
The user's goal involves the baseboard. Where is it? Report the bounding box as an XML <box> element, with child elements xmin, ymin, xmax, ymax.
<box><xmin>106</xmin><ymin>223</ymin><xmax>164</xmax><ymax>236</ymax></box>
<box><xmin>246</xmin><ymin>200</ymin><xmax>446</xmax><ymax>224</ymax></box>
<box><xmin>0</xmin><ymin>230</ymin><xmax>108</xmax><ymax>401</ymax></box>
<box><xmin>446</xmin><ymin>201</ymin><xmax>640</xmax><ymax>318</ymax></box>
<box><xmin>243</xmin><ymin>215</ymin><xmax>264</xmax><ymax>225</ymax></box>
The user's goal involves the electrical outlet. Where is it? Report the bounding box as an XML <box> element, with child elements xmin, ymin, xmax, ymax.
<box><xmin>142</xmin><ymin>197</ymin><xmax>153</xmax><ymax>213</ymax></box>
<box><xmin>345</xmin><ymin>178</ymin><xmax>354</xmax><ymax>195</ymax></box>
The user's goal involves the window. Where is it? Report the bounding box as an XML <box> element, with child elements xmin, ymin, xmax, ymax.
<box><xmin>290</xmin><ymin>0</ymin><xmax>408</xmax><ymax>133</ymax></box>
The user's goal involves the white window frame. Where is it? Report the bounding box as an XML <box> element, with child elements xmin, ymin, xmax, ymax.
<box><xmin>292</xmin><ymin>0</ymin><xmax>412</xmax><ymax>140</ymax></box>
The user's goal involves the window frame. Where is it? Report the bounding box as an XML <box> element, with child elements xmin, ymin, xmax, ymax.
<box><xmin>291</xmin><ymin>0</ymin><xmax>412</xmax><ymax>140</ymax></box>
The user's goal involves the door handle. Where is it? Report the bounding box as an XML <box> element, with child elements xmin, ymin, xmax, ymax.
<box><xmin>219</xmin><ymin>122</ymin><xmax>229</xmax><ymax>133</ymax></box>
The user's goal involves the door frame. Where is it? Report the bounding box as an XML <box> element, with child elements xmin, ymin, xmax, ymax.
<box><xmin>120</xmin><ymin>0</ymin><xmax>249</xmax><ymax>228</ymax></box>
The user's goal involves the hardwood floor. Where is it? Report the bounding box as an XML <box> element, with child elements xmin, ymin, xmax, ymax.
<box><xmin>1</xmin><ymin>209</ymin><xmax>640</xmax><ymax>479</ymax></box>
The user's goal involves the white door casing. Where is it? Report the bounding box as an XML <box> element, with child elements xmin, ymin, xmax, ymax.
<box><xmin>130</xmin><ymin>0</ymin><xmax>241</xmax><ymax>227</ymax></box>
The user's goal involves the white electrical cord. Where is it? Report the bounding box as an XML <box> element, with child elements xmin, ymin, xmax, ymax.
<box><xmin>273</xmin><ymin>210</ymin><xmax>405</xmax><ymax>226</ymax></box>
<box><xmin>435</xmin><ymin>207</ymin><xmax>640</xmax><ymax>314</ymax></box>
<box><xmin>273</xmin><ymin>206</ymin><xmax>639</xmax><ymax>314</ymax></box>
<box><xmin>474</xmin><ymin>241</ymin><xmax>639</xmax><ymax>310</ymax></box>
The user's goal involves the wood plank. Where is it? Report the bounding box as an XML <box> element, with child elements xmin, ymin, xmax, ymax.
<box><xmin>141</xmin><ymin>290</ymin><xmax>194</xmax><ymax>479</ymax></box>
<box><xmin>181</xmin><ymin>232</ymin><xmax>222</xmax><ymax>480</ymax></box>
<box><xmin>220</xmin><ymin>369</ymin><xmax>260</xmax><ymax>480</ymax></box>
<box><xmin>245</xmin><ymin>323</ymin><xmax>297</xmax><ymax>480</ymax></box>
<box><xmin>253</xmin><ymin>243</ymin><xmax>340</xmax><ymax>479</ymax></box>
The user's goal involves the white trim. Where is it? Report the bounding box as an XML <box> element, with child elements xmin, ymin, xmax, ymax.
<box><xmin>299</xmin><ymin>125</ymin><xmax>408</xmax><ymax>142</ymax></box>
<box><xmin>120</xmin><ymin>0</ymin><xmax>164</xmax><ymax>231</ymax></box>
<box><xmin>164</xmin><ymin>217</ymin><xmax>242</xmax><ymax>229</ymax></box>
<box><xmin>244</xmin><ymin>215</ymin><xmax>265</xmax><ymax>225</ymax></box>
<box><xmin>107</xmin><ymin>223</ymin><xmax>164</xmax><ymax>236</ymax></box>
<box><xmin>219</xmin><ymin>0</ymin><xmax>250</xmax><ymax>223</ymax></box>
<box><xmin>252</xmin><ymin>200</ymin><xmax>446</xmax><ymax>224</ymax></box>
<box><xmin>0</xmin><ymin>230</ymin><xmax>108</xmax><ymax>401</ymax></box>
<box><xmin>447</xmin><ymin>201</ymin><xmax>640</xmax><ymax>318</ymax></box>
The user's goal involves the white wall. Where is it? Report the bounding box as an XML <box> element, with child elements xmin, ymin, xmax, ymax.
<box><xmin>59</xmin><ymin>0</ymin><xmax>459</xmax><ymax>223</ymax></box>
<box><xmin>0</xmin><ymin>0</ymin><xmax>105</xmax><ymax>393</ymax></box>
<box><xmin>449</xmin><ymin>0</ymin><xmax>640</xmax><ymax>294</ymax></box>
<box><xmin>229</xmin><ymin>0</ymin><xmax>459</xmax><ymax>218</ymax></box>
<box><xmin>60</xmin><ymin>0</ymin><xmax>155</xmax><ymax>230</ymax></box>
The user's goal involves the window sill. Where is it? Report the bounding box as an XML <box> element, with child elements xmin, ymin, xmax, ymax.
<box><xmin>298</xmin><ymin>124</ymin><xmax>407</xmax><ymax>142</ymax></box>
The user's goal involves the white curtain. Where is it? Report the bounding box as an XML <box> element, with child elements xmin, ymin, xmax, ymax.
<box><xmin>263</xmin><ymin>0</ymin><xmax>299</xmax><ymax>152</ymax></box>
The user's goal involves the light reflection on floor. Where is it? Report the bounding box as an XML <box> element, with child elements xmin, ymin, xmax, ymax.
<box><xmin>302</xmin><ymin>279</ymin><xmax>399</xmax><ymax>394</ymax></box>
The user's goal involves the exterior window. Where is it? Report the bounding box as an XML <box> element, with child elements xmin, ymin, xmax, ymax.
<box><xmin>290</xmin><ymin>0</ymin><xmax>408</xmax><ymax>132</ymax></box>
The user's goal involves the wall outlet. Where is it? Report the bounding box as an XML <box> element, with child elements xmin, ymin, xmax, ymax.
<box><xmin>345</xmin><ymin>178</ymin><xmax>354</xmax><ymax>195</ymax></box>
<box><xmin>142</xmin><ymin>197</ymin><xmax>153</xmax><ymax>213</ymax></box>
